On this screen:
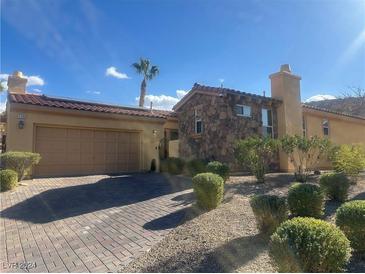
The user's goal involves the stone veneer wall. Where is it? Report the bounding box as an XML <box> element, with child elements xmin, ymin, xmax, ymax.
<box><xmin>177</xmin><ymin>91</ymin><xmax>280</xmax><ymax>171</ymax></box>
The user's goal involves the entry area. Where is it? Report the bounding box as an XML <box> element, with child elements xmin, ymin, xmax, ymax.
<box><xmin>34</xmin><ymin>126</ymin><xmax>141</xmax><ymax>177</ymax></box>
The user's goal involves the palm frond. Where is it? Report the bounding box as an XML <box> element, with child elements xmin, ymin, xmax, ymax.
<box><xmin>132</xmin><ymin>62</ymin><xmax>142</xmax><ymax>74</ymax></box>
<box><xmin>147</xmin><ymin>65</ymin><xmax>159</xmax><ymax>80</ymax></box>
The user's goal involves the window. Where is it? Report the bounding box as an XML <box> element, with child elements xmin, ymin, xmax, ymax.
<box><xmin>302</xmin><ymin>116</ymin><xmax>306</xmax><ymax>137</ymax></box>
<box><xmin>235</xmin><ymin>104</ymin><xmax>251</xmax><ymax>117</ymax></box>
<box><xmin>195</xmin><ymin>119</ymin><xmax>203</xmax><ymax>134</ymax></box>
<box><xmin>194</xmin><ymin>108</ymin><xmax>203</xmax><ymax>134</ymax></box>
<box><xmin>323</xmin><ymin>119</ymin><xmax>329</xmax><ymax>136</ymax></box>
<box><xmin>170</xmin><ymin>129</ymin><xmax>179</xmax><ymax>140</ymax></box>
<box><xmin>262</xmin><ymin>108</ymin><xmax>273</xmax><ymax>137</ymax></box>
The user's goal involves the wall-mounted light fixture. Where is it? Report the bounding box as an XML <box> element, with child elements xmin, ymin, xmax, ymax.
<box><xmin>152</xmin><ymin>129</ymin><xmax>158</xmax><ymax>137</ymax></box>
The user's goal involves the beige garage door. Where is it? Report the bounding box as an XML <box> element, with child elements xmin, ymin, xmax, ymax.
<box><xmin>34</xmin><ymin>126</ymin><xmax>141</xmax><ymax>177</ymax></box>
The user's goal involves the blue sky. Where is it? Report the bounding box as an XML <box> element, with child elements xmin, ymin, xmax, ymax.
<box><xmin>1</xmin><ymin>0</ymin><xmax>365</xmax><ymax>110</ymax></box>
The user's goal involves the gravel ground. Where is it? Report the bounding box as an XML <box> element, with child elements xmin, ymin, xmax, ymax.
<box><xmin>122</xmin><ymin>173</ymin><xmax>365</xmax><ymax>273</ymax></box>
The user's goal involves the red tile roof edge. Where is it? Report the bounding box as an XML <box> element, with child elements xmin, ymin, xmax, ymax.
<box><xmin>302</xmin><ymin>103</ymin><xmax>365</xmax><ymax>120</ymax></box>
<box><xmin>9</xmin><ymin>93</ymin><xmax>176</xmax><ymax>119</ymax></box>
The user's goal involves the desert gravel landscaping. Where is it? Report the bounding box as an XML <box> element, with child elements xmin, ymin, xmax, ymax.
<box><xmin>123</xmin><ymin>172</ymin><xmax>365</xmax><ymax>273</ymax></box>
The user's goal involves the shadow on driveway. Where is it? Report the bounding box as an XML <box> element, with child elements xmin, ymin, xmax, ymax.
<box><xmin>1</xmin><ymin>173</ymin><xmax>192</xmax><ymax>224</ymax></box>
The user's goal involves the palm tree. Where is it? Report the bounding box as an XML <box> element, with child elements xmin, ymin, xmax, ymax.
<box><xmin>132</xmin><ymin>58</ymin><xmax>159</xmax><ymax>107</ymax></box>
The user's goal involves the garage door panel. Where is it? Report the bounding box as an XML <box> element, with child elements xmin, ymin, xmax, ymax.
<box><xmin>66</xmin><ymin>129</ymin><xmax>81</xmax><ymax>139</ymax></box>
<box><xmin>80</xmin><ymin>130</ymin><xmax>93</xmax><ymax>139</ymax></box>
<box><xmin>36</xmin><ymin>140</ymin><xmax>67</xmax><ymax>153</ymax></box>
<box><xmin>106</xmin><ymin>142</ymin><xmax>117</xmax><ymax>153</ymax></box>
<box><xmin>81</xmin><ymin>142</ymin><xmax>93</xmax><ymax>153</ymax></box>
<box><xmin>94</xmin><ymin>131</ymin><xmax>106</xmax><ymax>140</ymax></box>
<box><xmin>35</xmin><ymin>126</ymin><xmax>141</xmax><ymax>177</ymax></box>
<box><xmin>37</xmin><ymin>127</ymin><xmax>67</xmax><ymax>140</ymax></box>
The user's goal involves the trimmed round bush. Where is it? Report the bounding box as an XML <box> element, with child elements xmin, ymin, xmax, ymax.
<box><xmin>0</xmin><ymin>151</ymin><xmax>41</xmax><ymax>181</ymax></box>
<box><xmin>269</xmin><ymin>217</ymin><xmax>351</xmax><ymax>272</ymax></box>
<box><xmin>288</xmin><ymin>183</ymin><xmax>325</xmax><ymax>218</ymax></box>
<box><xmin>206</xmin><ymin>161</ymin><xmax>230</xmax><ymax>182</ymax></box>
<box><xmin>250</xmin><ymin>195</ymin><xmax>288</xmax><ymax>235</ymax></box>
<box><xmin>320</xmin><ymin>172</ymin><xmax>350</xmax><ymax>202</ymax></box>
<box><xmin>336</xmin><ymin>200</ymin><xmax>365</xmax><ymax>253</ymax></box>
<box><xmin>0</xmin><ymin>169</ymin><xmax>18</xmax><ymax>192</ymax></box>
<box><xmin>187</xmin><ymin>159</ymin><xmax>207</xmax><ymax>176</ymax></box>
<box><xmin>192</xmin><ymin>172</ymin><xmax>224</xmax><ymax>210</ymax></box>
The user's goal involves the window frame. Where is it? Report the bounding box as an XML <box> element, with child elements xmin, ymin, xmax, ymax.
<box><xmin>322</xmin><ymin>119</ymin><xmax>329</xmax><ymax>136</ymax></box>
<box><xmin>262</xmin><ymin>108</ymin><xmax>273</xmax><ymax>138</ymax></box>
<box><xmin>235</xmin><ymin>104</ymin><xmax>252</xmax><ymax>118</ymax></box>
<box><xmin>194</xmin><ymin>108</ymin><xmax>203</xmax><ymax>135</ymax></box>
<box><xmin>195</xmin><ymin>119</ymin><xmax>203</xmax><ymax>134</ymax></box>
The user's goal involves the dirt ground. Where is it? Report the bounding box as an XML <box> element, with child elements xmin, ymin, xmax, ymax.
<box><xmin>122</xmin><ymin>172</ymin><xmax>365</xmax><ymax>273</ymax></box>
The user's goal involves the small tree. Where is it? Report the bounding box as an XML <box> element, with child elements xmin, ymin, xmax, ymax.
<box><xmin>330</xmin><ymin>144</ymin><xmax>365</xmax><ymax>182</ymax></box>
<box><xmin>280</xmin><ymin>135</ymin><xmax>331</xmax><ymax>182</ymax></box>
<box><xmin>235</xmin><ymin>137</ymin><xmax>279</xmax><ymax>183</ymax></box>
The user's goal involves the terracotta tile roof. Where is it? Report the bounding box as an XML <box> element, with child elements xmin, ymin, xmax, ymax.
<box><xmin>302</xmin><ymin>103</ymin><xmax>365</xmax><ymax>120</ymax></box>
<box><xmin>191</xmin><ymin>83</ymin><xmax>281</xmax><ymax>102</ymax></box>
<box><xmin>9</xmin><ymin>93</ymin><xmax>175</xmax><ymax>119</ymax></box>
<box><xmin>173</xmin><ymin>83</ymin><xmax>281</xmax><ymax>110</ymax></box>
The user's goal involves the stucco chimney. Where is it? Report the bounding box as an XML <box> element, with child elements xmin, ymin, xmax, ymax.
<box><xmin>7</xmin><ymin>71</ymin><xmax>27</xmax><ymax>94</ymax></box>
<box><xmin>270</xmin><ymin>64</ymin><xmax>302</xmax><ymax>171</ymax></box>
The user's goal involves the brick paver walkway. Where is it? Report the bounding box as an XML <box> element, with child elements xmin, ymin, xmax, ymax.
<box><xmin>0</xmin><ymin>174</ymin><xmax>193</xmax><ymax>273</ymax></box>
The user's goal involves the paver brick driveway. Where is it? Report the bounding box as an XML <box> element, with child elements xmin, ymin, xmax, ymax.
<box><xmin>0</xmin><ymin>174</ymin><xmax>193</xmax><ymax>273</ymax></box>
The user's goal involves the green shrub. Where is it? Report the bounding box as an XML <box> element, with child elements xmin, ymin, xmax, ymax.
<box><xmin>160</xmin><ymin>157</ymin><xmax>185</xmax><ymax>174</ymax></box>
<box><xmin>206</xmin><ymin>161</ymin><xmax>230</xmax><ymax>181</ymax></box>
<box><xmin>186</xmin><ymin>159</ymin><xmax>207</xmax><ymax>176</ymax></box>
<box><xmin>336</xmin><ymin>200</ymin><xmax>365</xmax><ymax>253</ymax></box>
<box><xmin>0</xmin><ymin>169</ymin><xmax>18</xmax><ymax>191</ymax></box>
<box><xmin>235</xmin><ymin>137</ymin><xmax>279</xmax><ymax>183</ymax></box>
<box><xmin>0</xmin><ymin>151</ymin><xmax>41</xmax><ymax>181</ymax></box>
<box><xmin>269</xmin><ymin>217</ymin><xmax>351</xmax><ymax>272</ymax></box>
<box><xmin>287</xmin><ymin>183</ymin><xmax>325</xmax><ymax>218</ymax></box>
<box><xmin>250</xmin><ymin>195</ymin><xmax>288</xmax><ymax>235</ymax></box>
<box><xmin>280</xmin><ymin>135</ymin><xmax>331</xmax><ymax>183</ymax></box>
<box><xmin>331</xmin><ymin>144</ymin><xmax>365</xmax><ymax>181</ymax></box>
<box><xmin>320</xmin><ymin>172</ymin><xmax>350</xmax><ymax>202</ymax></box>
<box><xmin>192</xmin><ymin>172</ymin><xmax>224</xmax><ymax>210</ymax></box>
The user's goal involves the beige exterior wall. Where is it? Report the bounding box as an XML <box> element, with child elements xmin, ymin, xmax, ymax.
<box><xmin>7</xmin><ymin>103</ymin><xmax>166</xmax><ymax>175</ymax></box>
<box><xmin>303</xmin><ymin>108</ymin><xmax>365</xmax><ymax>169</ymax></box>
<box><xmin>270</xmin><ymin>66</ymin><xmax>302</xmax><ymax>171</ymax></box>
<box><xmin>304</xmin><ymin>110</ymin><xmax>365</xmax><ymax>144</ymax></box>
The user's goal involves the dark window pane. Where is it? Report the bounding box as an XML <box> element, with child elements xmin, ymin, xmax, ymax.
<box><xmin>263</xmin><ymin>126</ymin><xmax>273</xmax><ymax>138</ymax></box>
<box><xmin>267</xmin><ymin>109</ymin><xmax>272</xmax><ymax>126</ymax></box>
<box><xmin>323</xmin><ymin>127</ymin><xmax>329</xmax><ymax>136</ymax></box>
<box><xmin>170</xmin><ymin>130</ymin><xmax>179</xmax><ymax>140</ymax></box>
<box><xmin>234</xmin><ymin>105</ymin><xmax>243</xmax><ymax>115</ymax></box>
<box><xmin>196</xmin><ymin>121</ymin><xmax>202</xmax><ymax>134</ymax></box>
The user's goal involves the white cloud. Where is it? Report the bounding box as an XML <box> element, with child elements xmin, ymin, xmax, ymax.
<box><xmin>105</xmin><ymin>66</ymin><xmax>129</xmax><ymax>79</ymax></box>
<box><xmin>86</xmin><ymin>90</ymin><xmax>101</xmax><ymax>95</ymax></box>
<box><xmin>32</xmin><ymin>88</ymin><xmax>42</xmax><ymax>93</ymax></box>
<box><xmin>0</xmin><ymin>73</ymin><xmax>44</xmax><ymax>88</ymax></box>
<box><xmin>176</xmin><ymin>89</ymin><xmax>188</xmax><ymax>99</ymax></box>
<box><xmin>305</xmin><ymin>94</ymin><xmax>337</xmax><ymax>103</ymax></box>
<box><xmin>136</xmin><ymin>89</ymin><xmax>189</xmax><ymax>110</ymax></box>
<box><xmin>26</xmin><ymin>75</ymin><xmax>44</xmax><ymax>86</ymax></box>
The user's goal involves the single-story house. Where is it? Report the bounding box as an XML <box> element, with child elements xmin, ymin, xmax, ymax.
<box><xmin>3</xmin><ymin>65</ymin><xmax>365</xmax><ymax>177</ymax></box>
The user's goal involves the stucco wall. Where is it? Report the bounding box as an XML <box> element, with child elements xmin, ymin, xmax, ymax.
<box><xmin>303</xmin><ymin>109</ymin><xmax>365</xmax><ymax>169</ymax></box>
<box><xmin>177</xmin><ymin>91</ymin><xmax>279</xmax><ymax>171</ymax></box>
<box><xmin>7</xmin><ymin>103</ymin><xmax>165</xmax><ymax>174</ymax></box>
